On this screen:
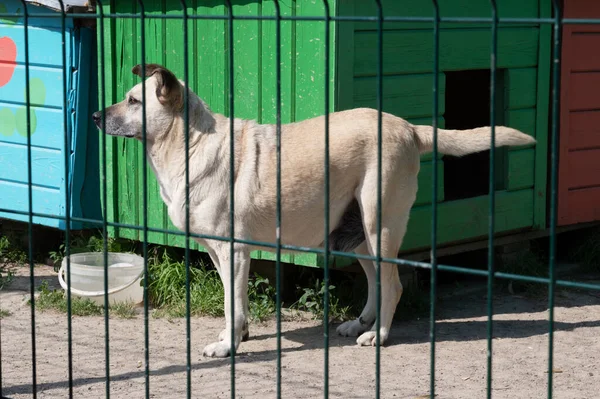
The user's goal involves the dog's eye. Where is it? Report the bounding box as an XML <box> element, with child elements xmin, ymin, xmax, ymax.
<box><xmin>128</xmin><ymin>96</ymin><xmax>139</xmax><ymax>105</ymax></box>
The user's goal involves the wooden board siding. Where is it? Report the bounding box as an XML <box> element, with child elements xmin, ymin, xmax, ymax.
<box><xmin>0</xmin><ymin>1</ymin><xmax>100</xmax><ymax>229</ymax></box>
<box><xmin>101</xmin><ymin>0</ymin><xmax>551</xmax><ymax>267</ymax></box>
<box><xmin>336</xmin><ymin>0</ymin><xmax>549</xmax><ymax>255</ymax></box>
<box><xmin>558</xmin><ymin>0</ymin><xmax>600</xmax><ymax>226</ymax></box>
<box><xmin>101</xmin><ymin>1</ymin><xmax>336</xmax><ymax>265</ymax></box>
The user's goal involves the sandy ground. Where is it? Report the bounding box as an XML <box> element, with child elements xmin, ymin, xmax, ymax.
<box><xmin>1</xmin><ymin>264</ymin><xmax>600</xmax><ymax>399</ymax></box>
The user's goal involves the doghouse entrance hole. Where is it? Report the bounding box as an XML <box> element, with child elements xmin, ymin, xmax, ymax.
<box><xmin>443</xmin><ymin>69</ymin><xmax>507</xmax><ymax>201</ymax></box>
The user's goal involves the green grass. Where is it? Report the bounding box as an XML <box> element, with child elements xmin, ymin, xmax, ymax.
<box><xmin>0</xmin><ymin>308</ymin><xmax>11</xmax><ymax>318</ymax></box>
<box><xmin>248</xmin><ymin>273</ymin><xmax>276</xmax><ymax>322</ymax></box>
<box><xmin>35</xmin><ymin>281</ymin><xmax>104</xmax><ymax>316</ymax></box>
<box><xmin>1</xmin><ymin>235</ymin><xmax>23</xmax><ymax>290</ymax></box>
<box><xmin>569</xmin><ymin>228</ymin><xmax>600</xmax><ymax>273</ymax></box>
<box><xmin>34</xmin><ymin>281</ymin><xmax>140</xmax><ymax>318</ymax></box>
<box><xmin>110</xmin><ymin>302</ymin><xmax>138</xmax><ymax>319</ymax></box>
<box><xmin>288</xmin><ymin>277</ymin><xmax>352</xmax><ymax>322</ymax></box>
<box><xmin>0</xmin><ymin>267</ymin><xmax>14</xmax><ymax>290</ymax></box>
<box><xmin>148</xmin><ymin>249</ymin><xmax>225</xmax><ymax>319</ymax></box>
<box><xmin>0</xmin><ymin>235</ymin><xmax>27</xmax><ymax>264</ymax></box>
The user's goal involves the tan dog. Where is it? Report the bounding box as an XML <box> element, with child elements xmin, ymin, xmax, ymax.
<box><xmin>92</xmin><ymin>64</ymin><xmax>536</xmax><ymax>358</ymax></box>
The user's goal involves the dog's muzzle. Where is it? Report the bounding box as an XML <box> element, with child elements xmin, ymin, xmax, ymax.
<box><xmin>92</xmin><ymin>111</ymin><xmax>102</xmax><ymax>129</ymax></box>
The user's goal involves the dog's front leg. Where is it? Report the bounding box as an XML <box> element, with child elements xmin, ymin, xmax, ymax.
<box><xmin>202</xmin><ymin>243</ymin><xmax>250</xmax><ymax>358</ymax></box>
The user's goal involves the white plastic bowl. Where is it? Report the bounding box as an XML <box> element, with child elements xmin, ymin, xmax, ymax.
<box><xmin>58</xmin><ymin>252</ymin><xmax>145</xmax><ymax>306</ymax></box>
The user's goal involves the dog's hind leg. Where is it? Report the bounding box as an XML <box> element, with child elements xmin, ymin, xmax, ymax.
<box><xmin>203</xmin><ymin>243</ymin><xmax>251</xmax><ymax>358</ymax></box>
<box><xmin>353</xmin><ymin>174</ymin><xmax>417</xmax><ymax>347</ymax></box>
<box><xmin>336</xmin><ymin>241</ymin><xmax>377</xmax><ymax>337</ymax></box>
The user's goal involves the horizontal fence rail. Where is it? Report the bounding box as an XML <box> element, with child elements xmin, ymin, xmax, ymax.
<box><xmin>0</xmin><ymin>1</ymin><xmax>599</xmax><ymax>398</ymax></box>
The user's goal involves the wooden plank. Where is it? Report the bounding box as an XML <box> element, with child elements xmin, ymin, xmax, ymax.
<box><xmin>0</xmin><ymin>180</ymin><xmax>62</xmax><ymax>226</ymax></box>
<box><xmin>415</xmin><ymin>160</ymin><xmax>444</xmax><ymax>205</ymax></box>
<box><xmin>564</xmin><ymin>149</ymin><xmax>600</xmax><ymax>189</ymax></box>
<box><xmin>349</xmin><ymin>0</ymin><xmax>539</xmax><ymax>31</ymax></box>
<box><xmin>0</xmin><ymin>25</ymin><xmax>72</xmax><ymax>66</ymax></box>
<box><xmin>561</xmin><ymin>186</ymin><xmax>600</xmax><ymax>226</ymax></box>
<box><xmin>532</xmin><ymin>0</ymin><xmax>549</xmax><ymax>229</ymax></box>
<box><xmin>401</xmin><ymin>189</ymin><xmax>534</xmax><ymax>251</ymax></box>
<box><xmin>507</xmin><ymin>148</ymin><xmax>535</xmax><ymax>191</ymax></box>
<box><xmin>232</xmin><ymin>2</ymin><xmax>261</xmax><ymax>121</ymax></box>
<box><xmin>0</xmin><ymin>105</ymin><xmax>64</xmax><ymax>149</ymax></box>
<box><xmin>505</xmin><ymin>68</ymin><xmax>537</xmax><ymax>110</ymax></box>
<box><xmin>507</xmin><ymin>107</ymin><xmax>536</xmax><ymax>139</ymax></box>
<box><xmin>568</xmin><ymin>71</ymin><xmax>600</xmax><ymax>110</ymax></box>
<box><xmin>114</xmin><ymin>0</ymin><xmax>139</xmax><ymax>241</ymax></box>
<box><xmin>353</xmin><ymin>73</ymin><xmax>446</xmax><ymax>118</ymax></box>
<box><xmin>354</xmin><ymin>28</ymin><xmax>539</xmax><ymax>77</ymax></box>
<box><xmin>563</xmin><ymin>0</ymin><xmax>600</xmax><ymax>19</ymax></box>
<box><xmin>0</xmin><ymin>66</ymin><xmax>65</xmax><ymax>108</ymax></box>
<box><xmin>99</xmin><ymin>1</ymin><xmax>117</xmax><ymax>237</ymax></box>
<box><xmin>197</xmin><ymin>1</ymin><xmax>227</xmax><ymax>114</ymax></box>
<box><xmin>567</xmin><ymin>109</ymin><xmax>600</xmax><ymax>151</ymax></box>
<box><xmin>568</xmin><ymin>32</ymin><xmax>600</xmax><ymax>72</ymax></box>
<box><xmin>335</xmin><ymin>0</ymin><xmax>355</xmax><ymax>111</ymax></box>
<box><xmin>558</xmin><ymin>24</ymin><xmax>574</xmax><ymax>227</ymax></box>
<box><xmin>294</xmin><ymin>0</ymin><xmax>336</xmax><ymax>122</ymax></box>
<box><xmin>0</xmin><ymin>143</ymin><xmax>62</xmax><ymax>189</ymax></box>
<box><xmin>261</xmin><ymin>0</ymin><xmax>294</xmax><ymax>124</ymax></box>
<box><xmin>400</xmin><ymin>221</ymin><xmax>600</xmax><ymax>262</ymax></box>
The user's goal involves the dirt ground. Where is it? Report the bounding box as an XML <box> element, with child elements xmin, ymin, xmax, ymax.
<box><xmin>1</xmin><ymin>264</ymin><xmax>600</xmax><ymax>399</ymax></box>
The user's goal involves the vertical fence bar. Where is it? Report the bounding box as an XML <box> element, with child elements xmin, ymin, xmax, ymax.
<box><xmin>321</xmin><ymin>1</ymin><xmax>331</xmax><ymax>398</ymax></box>
<box><xmin>429</xmin><ymin>1</ymin><xmax>440</xmax><ymax>398</ymax></box>
<box><xmin>18</xmin><ymin>1</ymin><xmax>37</xmax><ymax>396</ymax></box>
<box><xmin>56</xmin><ymin>1</ymin><xmax>73</xmax><ymax>397</ymax></box>
<box><xmin>135</xmin><ymin>1</ymin><xmax>151</xmax><ymax>397</ymax></box>
<box><xmin>223</xmin><ymin>1</ymin><xmax>236</xmax><ymax>396</ymax></box>
<box><xmin>95</xmin><ymin>1</ymin><xmax>111</xmax><ymax>398</ymax></box>
<box><xmin>272</xmin><ymin>1</ymin><xmax>283</xmax><ymax>397</ymax></box>
<box><xmin>374</xmin><ymin>2</ymin><xmax>383</xmax><ymax>398</ymax></box>
<box><xmin>486</xmin><ymin>1</ymin><xmax>498</xmax><ymax>397</ymax></box>
<box><xmin>179</xmin><ymin>2</ymin><xmax>192</xmax><ymax>398</ymax></box>
<box><xmin>548</xmin><ymin>1</ymin><xmax>562</xmax><ymax>397</ymax></box>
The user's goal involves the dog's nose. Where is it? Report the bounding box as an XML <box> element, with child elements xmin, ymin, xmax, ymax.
<box><xmin>92</xmin><ymin>111</ymin><xmax>101</xmax><ymax>123</ymax></box>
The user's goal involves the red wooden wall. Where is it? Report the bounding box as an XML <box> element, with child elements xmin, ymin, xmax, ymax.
<box><xmin>558</xmin><ymin>0</ymin><xmax>600</xmax><ymax>225</ymax></box>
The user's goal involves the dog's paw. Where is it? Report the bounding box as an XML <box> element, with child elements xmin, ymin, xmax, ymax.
<box><xmin>356</xmin><ymin>330</ymin><xmax>388</xmax><ymax>347</ymax></box>
<box><xmin>336</xmin><ymin>318</ymin><xmax>371</xmax><ymax>337</ymax></box>
<box><xmin>218</xmin><ymin>328</ymin><xmax>250</xmax><ymax>342</ymax></box>
<box><xmin>202</xmin><ymin>341</ymin><xmax>233</xmax><ymax>358</ymax></box>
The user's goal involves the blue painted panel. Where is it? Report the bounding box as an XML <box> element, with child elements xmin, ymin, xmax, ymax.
<box><xmin>0</xmin><ymin>142</ymin><xmax>63</xmax><ymax>188</ymax></box>
<box><xmin>0</xmin><ymin>25</ymin><xmax>72</xmax><ymax>67</ymax></box>
<box><xmin>0</xmin><ymin>65</ymin><xmax>66</xmax><ymax>108</ymax></box>
<box><xmin>0</xmin><ymin>179</ymin><xmax>64</xmax><ymax>228</ymax></box>
<box><xmin>0</xmin><ymin>1</ymin><xmax>98</xmax><ymax>230</ymax></box>
<box><xmin>0</xmin><ymin>104</ymin><xmax>65</xmax><ymax>149</ymax></box>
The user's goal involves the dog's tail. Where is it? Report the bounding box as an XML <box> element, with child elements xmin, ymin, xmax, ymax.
<box><xmin>413</xmin><ymin>125</ymin><xmax>536</xmax><ymax>157</ymax></box>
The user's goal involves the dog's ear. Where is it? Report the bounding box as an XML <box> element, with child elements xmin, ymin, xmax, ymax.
<box><xmin>131</xmin><ymin>64</ymin><xmax>182</xmax><ymax>110</ymax></box>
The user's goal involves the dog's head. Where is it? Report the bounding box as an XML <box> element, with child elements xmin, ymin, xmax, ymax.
<box><xmin>92</xmin><ymin>64</ymin><xmax>184</xmax><ymax>140</ymax></box>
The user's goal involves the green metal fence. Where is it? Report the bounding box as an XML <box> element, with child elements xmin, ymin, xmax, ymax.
<box><xmin>2</xmin><ymin>0</ymin><xmax>600</xmax><ymax>398</ymax></box>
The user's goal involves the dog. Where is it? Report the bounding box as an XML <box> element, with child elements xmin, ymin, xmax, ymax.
<box><xmin>92</xmin><ymin>64</ymin><xmax>536</xmax><ymax>358</ymax></box>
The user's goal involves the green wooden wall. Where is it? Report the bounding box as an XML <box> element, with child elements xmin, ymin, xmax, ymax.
<box><xmin>335</xmin><ymin>0</ymin><xmax>551</xmax><ymax>263</ymax></box>
<box><xmin>99</xmin><ymin>0</ymin><xmax>551</xmax><ymax>267</ymax></box>
<box><xmin>99</xmin><ymin>0</ymin><xmax>336</xmax><ymax>266</ymax></box>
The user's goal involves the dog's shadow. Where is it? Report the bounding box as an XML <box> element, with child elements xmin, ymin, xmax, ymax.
<box><xmin>245</xmin><ymin>289</ymin><xmax>600</xmax><ymax>356</ymax></box>
<box><xmin>248</xmin><ymin>317</ymin><xmax>600</xmax><ymax>352</ymax></box>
